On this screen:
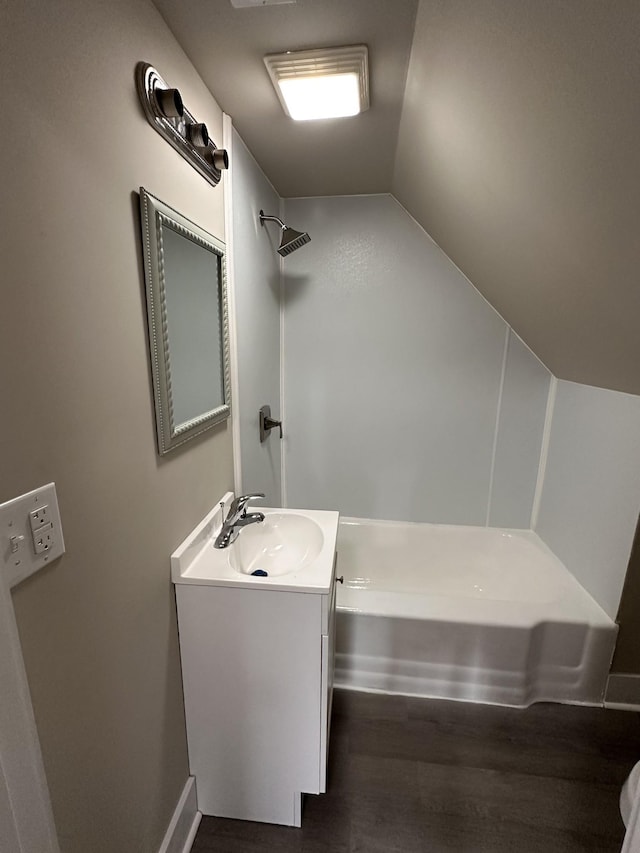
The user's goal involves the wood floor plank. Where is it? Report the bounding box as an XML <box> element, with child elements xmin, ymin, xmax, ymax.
<box><xmin>417</xmin><ymin>761</ymin><xmax>622</xmax><ymax>840</ymax></box>
<box><xmin>407</xmin><ymin>696</ymin><xmax>640</xmax><ymax>761</ymax></box>
<box><xmin>191</xmin><ymin>689</ymin><xmax>635</xmax><ymax>852</ymax></box>
<box><xmin>330</xmin><ymin>753</ymin><xmax>419</xmax><ymax>797</ymax></box>
<box><xmin>348</xmin><ymin>715</ymin><xmax>637</xmax><ymax>785</ymax></box>
<box><xmin>417</xmin><ymin>813</ymin><xmax>621</xmax><ymax>853</ymax></box>
<box><xmin>348</xmin><ymin>793</ymin><xmax>428</xmax><ymax>853</ymax></box>
<box><xmin>191</xmin><ymin>816</ymin><xmax>303</xmax><ymax>852</ymax></box>
<box><xmin>333</xmin><ymin>689</ymin><xmax>409</xmax><ymax>723</ymax></box>
<box><xmin>300</xmin><ymin>793</ymin><xmax>351</xmax><ymax>852</ymax></box>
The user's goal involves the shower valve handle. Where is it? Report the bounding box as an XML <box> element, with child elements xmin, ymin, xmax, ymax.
<box><xmin>264</xmin><ymin>416</ymin><xmax>282</xmax><ymax>439</ymax></box>
<box><xmin>259</xmin><ymin>405</ymin><xmax>283</xmax><ymax>442</ymax></box>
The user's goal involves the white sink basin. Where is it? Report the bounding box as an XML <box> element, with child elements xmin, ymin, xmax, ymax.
<box><xmin>171</xmin><ymin>494</ymin><xmax>339</xmax><ymax>594</ymax></box>
<box><xmin>229</xmin><ymin>513</ymin><xmax>324</xmax><ymax>577</ymax></box>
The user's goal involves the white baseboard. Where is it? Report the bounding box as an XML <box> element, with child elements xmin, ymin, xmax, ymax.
<box><xmin>605</xmin><ymin>674</ymin><xmax>640</xmax><ymax>711</ymax></box>
<box><xmin>158</xmin><ymin>777</ymin><xmax>201</xmax><ymax>853</ymax></box>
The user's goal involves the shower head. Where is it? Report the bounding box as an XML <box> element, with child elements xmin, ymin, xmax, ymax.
<box><xmin>259</xmin><ymin>210</ymin><xmax>311</xmax><ymax>256</ymax></box>
<box><xmin>278</xmin><ymin>226</ymin><xmax>311</xmax><ymax>257</ymax></box>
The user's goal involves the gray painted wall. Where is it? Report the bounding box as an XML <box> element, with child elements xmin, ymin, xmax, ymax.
<box><xmin>394</xmin><ymin>0</ymin><xmax>640</xmax><ymax>396</ymax></box>
<box><xmin>230</xmin><ymin>130</ymin><xmax>282</xmax><ymax>503</ymax></box>
<box><xmin>1</xmin><ymin>2</ymin><xmax>234</xmax><ymax>851</ymax></box>
<box><xmin>282</xmin><ymin>194</ymin><xmax>549</xmax><ymax>526</ymax></box>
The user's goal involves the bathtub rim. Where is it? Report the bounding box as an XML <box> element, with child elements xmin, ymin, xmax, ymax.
<box><xmin>336</xmin><ymin>517</ymin><xmax>615</xmax><ymax>630</ymax></box>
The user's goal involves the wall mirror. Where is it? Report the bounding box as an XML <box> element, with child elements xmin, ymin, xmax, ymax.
<box><xmin>139</xmin><ymin>187</ymin><xmax>231</xmax><ymax>455</ymax></box>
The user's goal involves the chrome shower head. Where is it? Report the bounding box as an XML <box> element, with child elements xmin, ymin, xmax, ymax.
<box><xmin>259</xmin><ymin>210</ymin><xmax>311</xmax><ymax>256</ymax></box>
<box><xmin>277</xmin><ymin>226</ymin><xmax>311</xmax><ymax>256</ymax></box>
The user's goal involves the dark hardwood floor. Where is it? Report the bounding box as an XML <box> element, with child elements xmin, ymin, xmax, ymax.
<box><xmin>191</xmin><ymin>689</ymin><xmax>640</xmax><ymax>852</ymax></box>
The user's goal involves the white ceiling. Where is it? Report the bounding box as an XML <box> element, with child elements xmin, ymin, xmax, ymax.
<box><xmin>152</xmin><ymin>0</ymin><xmax>419</xmax><ymax>197</ymax></box>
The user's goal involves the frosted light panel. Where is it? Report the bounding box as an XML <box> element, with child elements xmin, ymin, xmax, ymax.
<box><xmin>279</xmin><ymin>73</ymin><xmax>360</xmax><ymax>120</ymax></box>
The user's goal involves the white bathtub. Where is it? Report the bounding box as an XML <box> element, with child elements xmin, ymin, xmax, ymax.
<box><xmin>335</xmin><ymin>518</ymin><xmax>617</xmax><ymax>708</ymax></box>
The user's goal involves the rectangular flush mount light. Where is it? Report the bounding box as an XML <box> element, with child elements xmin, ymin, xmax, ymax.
<box><xmin>264</xmin><ymin>45</ymin><xmax>369</xmax><ymax>121</ymax></box>
<box><xmin>230</xmin><ymin>1</ymin><xmax>296</xmax><ymax>6</ymax></box>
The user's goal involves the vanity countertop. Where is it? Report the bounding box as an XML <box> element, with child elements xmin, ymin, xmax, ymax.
<box><xmin>171</xmin><ymin>493</ymin><xmax>339</xmax><ymax>594</ymax></box>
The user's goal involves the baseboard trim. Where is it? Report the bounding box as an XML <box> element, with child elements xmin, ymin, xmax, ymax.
<box><xmin>158</xmin><ymin>777</ymin><xmax>201</xmax><ymax>853</ymax></box>
<box><xmin>605</xmin><ymin>673</ymin><xmax>640</xmax><ymax>711</ymax></box>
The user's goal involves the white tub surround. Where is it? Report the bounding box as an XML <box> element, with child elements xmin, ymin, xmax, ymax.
<box><xmin>534</xmin><ymin>380</ymin><xmax>640</xmax><ymax>619</ymax></box>
<box><xmin>335</xmin><ymin>518</ymin><xmax>617</xmax><ymax>708</ymax></box>
<box><xmin>228</xmin><ymin>127</ymin><xmax>283</xmax><ymax>503</ymax></box>
<box><xmin>282</xmin><ymin>195</ymin><xmax>552</xmax><ymax>529</ymax></box>
<box><xmin>172</xmin><ymin>496</ymin><xmax>339</xmax><ymax>827</ymax></box>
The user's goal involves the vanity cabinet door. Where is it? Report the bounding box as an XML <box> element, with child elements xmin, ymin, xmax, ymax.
<box><xmin>319</xmin><ymin>553</ymin><xmax>338</xmax><ymax>793</ymax></box>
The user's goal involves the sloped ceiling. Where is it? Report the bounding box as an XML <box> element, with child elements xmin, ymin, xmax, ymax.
<box><xmin>394</xmin><ymin>0</ymin><xmax>640</xmax><ymax>395</ymax></box>
<box><xmin>154</xmin><ymin>0</ymin><xmax>640</xmax><ymax>395</ymax></box>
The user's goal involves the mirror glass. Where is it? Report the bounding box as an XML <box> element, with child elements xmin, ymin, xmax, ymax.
<box><xmin>140</xmin><ymin>188</ymin><xmax>231</xmax><ymax>455</ymax></box>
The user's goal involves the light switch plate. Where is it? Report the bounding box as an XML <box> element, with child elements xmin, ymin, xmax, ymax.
<box><xmin>0</xmin><ymin>483</ymin><xmax>65</xmax><ymax>589</ymax></box>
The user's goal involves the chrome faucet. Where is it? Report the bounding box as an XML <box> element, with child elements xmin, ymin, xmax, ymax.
<box><xmin>214</xmin><ymin>493</ymin><xmax>265</xmax><ymax>549</ymax></box>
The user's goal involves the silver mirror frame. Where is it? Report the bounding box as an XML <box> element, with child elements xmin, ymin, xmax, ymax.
<box><xmin>139</xmin><ymin>187</ymin><xmax>231</xmax><ymax>455</ymax></box>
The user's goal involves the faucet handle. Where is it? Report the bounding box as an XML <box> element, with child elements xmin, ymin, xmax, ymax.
<box><xmin>231</xmin><ymin>492</ymin><xmax>265</xmax><ymax>517</ymax></box>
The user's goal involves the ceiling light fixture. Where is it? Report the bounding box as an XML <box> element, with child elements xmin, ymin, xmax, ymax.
<box><xmin>264</xmin><ymin>45</ymin><xmax>369</xmax><ymax>121</ymax></box>
<box><xmin>230</xmin><ymin>1</ymin><xmax>296</xmax><ymax>7</ymax></box>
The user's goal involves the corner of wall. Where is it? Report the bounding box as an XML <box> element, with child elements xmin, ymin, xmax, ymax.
<box><xmin>223</xmin><ymin>113</ymin><xmax>243</xmax><ymax>496</ymax></box>
<box><xmin>530</xmin><ymin>376</ymin><xmax>558</xmax><ymax>530</ymax></box>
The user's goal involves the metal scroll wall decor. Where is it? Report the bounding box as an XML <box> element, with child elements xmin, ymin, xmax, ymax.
<box><xmin>136</xmin><ymin>62</ymin><xmax>229</xmax><ymax>187</ymax></box>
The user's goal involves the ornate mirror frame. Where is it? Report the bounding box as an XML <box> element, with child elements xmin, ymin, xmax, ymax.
<box><xmin>139</xmin><ymin>188</ymin><xmax>231</xmax><ymax>455</ymax></box>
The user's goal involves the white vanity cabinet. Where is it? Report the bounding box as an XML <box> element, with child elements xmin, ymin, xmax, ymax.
<box><xmin>172</xmin><ymin>499</ymin><xmax>339</xmax><ymax>828</ymax></box>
